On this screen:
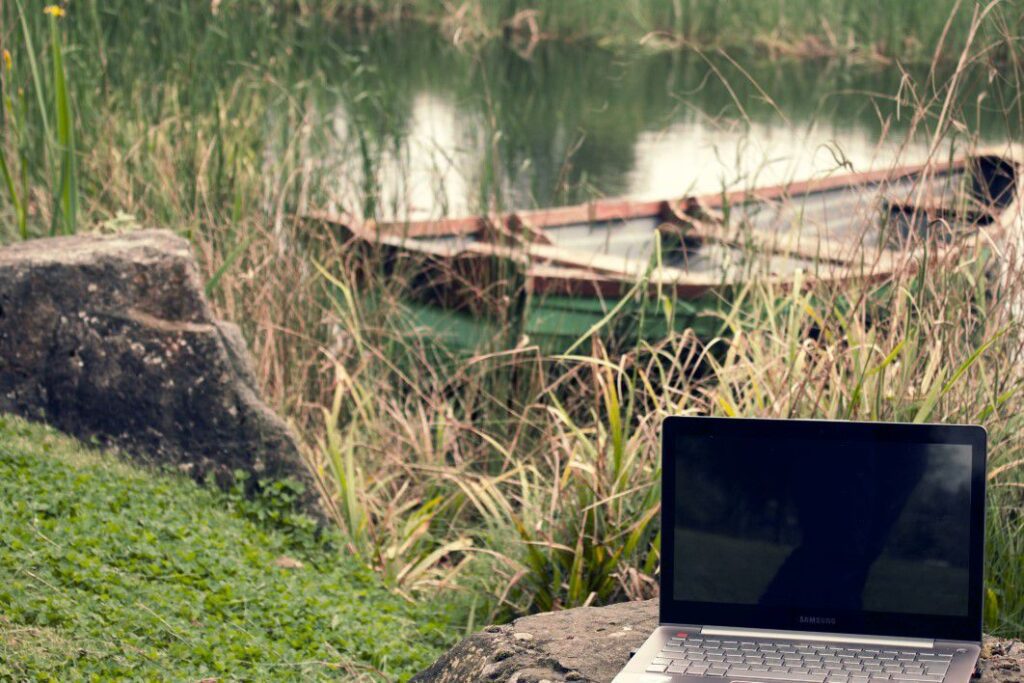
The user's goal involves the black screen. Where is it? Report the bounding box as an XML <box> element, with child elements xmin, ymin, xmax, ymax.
<box><xmin>672</xmin><ymin>435</ymin><xmax>973</xmax><ymax>618</ymax></box>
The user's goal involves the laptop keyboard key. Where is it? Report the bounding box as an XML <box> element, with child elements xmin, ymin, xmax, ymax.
<box><xmin>682</xmin><ymin>644</ymin><xmax>944</xmax><ymax>682</ymax></box>
<box><xmin>641</xmin><ymin>638</ymin><xmax>960</xmax><ymax>683</ymax></box>
<box><xmin>742</xmin><ymin>671</ymin><xmax>826</xmax><ymax>682</ymax></box>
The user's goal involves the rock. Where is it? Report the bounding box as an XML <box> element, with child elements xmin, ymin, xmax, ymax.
<box><xmin>411</xmin><ymin>600</ymin><xmax>1024</xmax><ymax>683</ymax></box>
<box><xmin>411</xmin><ymin>600</ymin><xmax>658</xmax><ymax>683</ymax></box>
<box><xmin>0</xmin><ymin>230</ymin><xmax>312</xmax><ymax>500</ymax></box>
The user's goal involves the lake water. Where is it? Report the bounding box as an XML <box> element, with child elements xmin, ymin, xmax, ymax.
<box><xmin>310</xmin><ymin>28</ymin><xmax>1011</xmax><ymax>222</ymax></box>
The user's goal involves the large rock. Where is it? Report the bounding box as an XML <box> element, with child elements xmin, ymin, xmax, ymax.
<box><xmin>412</xmin><ymin>600</ymin><xmax>1024</xmax><ymax>683</ymax></box>
<box><xmin>0</xmin><ymin>230</ymin><xmax>310</xmax><ymax>494</ymax></box>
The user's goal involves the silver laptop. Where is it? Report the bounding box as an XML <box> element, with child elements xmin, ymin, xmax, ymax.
<box><xmin>615</xmin><ymin>417</ymin><xmax>986</xmax><ymax>683</ymax></box>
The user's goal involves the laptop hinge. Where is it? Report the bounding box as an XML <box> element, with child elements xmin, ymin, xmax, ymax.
<box><xmin>701</xmin><ymin>626</ymin><xmax>934</xmax><ymax>649</ymax></box>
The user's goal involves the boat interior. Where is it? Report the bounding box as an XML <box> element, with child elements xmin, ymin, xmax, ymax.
<box><xmin>309</xmin><ymin>151</ymin><xmax>1021</xmax><ymax>300</ymax></box>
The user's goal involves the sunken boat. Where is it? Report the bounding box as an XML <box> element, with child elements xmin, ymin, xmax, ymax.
<box><xmin>309</xmin><ymin>150</ymin><xmax>1021</xmax><ymax>350</ymax></box>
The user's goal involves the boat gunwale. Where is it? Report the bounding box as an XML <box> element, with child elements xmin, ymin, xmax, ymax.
<box><xmin>366</xmin><ymin>156</ymin><xmax>973</xmax><ymax>236</ymax></box>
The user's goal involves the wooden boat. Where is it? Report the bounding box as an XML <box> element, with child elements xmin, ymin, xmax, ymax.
<box><xmin>308</xmin><ymin>150</ymin><xmax>1021</xmax><ymax>351</ymax></box>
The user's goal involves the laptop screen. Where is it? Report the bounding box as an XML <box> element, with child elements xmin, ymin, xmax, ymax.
<box><xmin>661</xmin><ymin>418</ymin><xmax>985</xmax><ymax>641</ymax></box>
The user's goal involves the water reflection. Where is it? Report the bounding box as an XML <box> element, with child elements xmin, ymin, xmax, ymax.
<box><xmin>315</xmin><ymin>27</ymin><xmax>1012</xmax><ymax>222</ymax></box>
<box><xmin>329</xmin><ymin>93</ymin><xmax>485</xmax><ymax>220</ymax></box>
<box><xmin>626</xmin><ymin>121</ymin><xmax>934</xmax><ymax>200</ymax></box>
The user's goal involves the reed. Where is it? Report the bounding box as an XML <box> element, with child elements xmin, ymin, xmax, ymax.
<box><xmin>277</xmin><ymin>0</ymin><xmax>1012</xmax><ymax>63</ymax></box>
<box><xmin>0</xmin><ymin>2</ymin><xmax>77</xmax><ymax>236</ymax></box>
<box><xmin>297</xmin><ymin>0</ymin><xmax>1024</xmax><ymax>631</ymax></box>
<box><xmin>300</xmin><ymin>231</ymin><xmax>1024</xmax><ymax>630</ymax></box>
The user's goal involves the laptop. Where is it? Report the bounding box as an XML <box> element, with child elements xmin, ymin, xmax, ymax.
<box><xmin>614</xmin><ymin>417</ymin><xmax>986</xmax><ymax>683</ymax></box>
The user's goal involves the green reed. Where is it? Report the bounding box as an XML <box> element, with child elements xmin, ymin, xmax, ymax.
<box><xmin>287</xmin><ymin>0</ymin><xmax>1008</xmax><ymax>63</ymax></box>
<box><xmin>0</xmin><ymin>1</ymin><xmax>77</xmax><ymax>236</ymax></box>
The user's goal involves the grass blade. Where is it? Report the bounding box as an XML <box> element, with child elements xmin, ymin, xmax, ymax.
<box><xmin>49</xmin><ymin>10</ymin><xmax>76</xmax><ymax>235</ymax></box>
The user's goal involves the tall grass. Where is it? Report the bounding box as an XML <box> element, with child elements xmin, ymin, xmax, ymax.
<box><xmin>299</xmin><ymin>222</ymin><xmax>1024</xmax><ymax>631</ymax></box>
<box><xmin>297</xmin><ymin>0</ymin><xmax>1024</xmax><ymax>634</ymax></box>
<box><xmin>46</xmin><ymin>4</ymin><xmax>77</xmax><ymax>236</ymax></box>
<box><xmin>0</xmin><ymin>2</ymin><xmax>77</xmax><ymax>236</ymax></box>
<box><xmin>0</xmin><ymin>0</ymin><xmax>1022</xmax><ymax>640</ymax></box>
<box><xmin>279</xmin><ymin>0</ymin><xmax>1011</xmax><ymax>63</ymax></box>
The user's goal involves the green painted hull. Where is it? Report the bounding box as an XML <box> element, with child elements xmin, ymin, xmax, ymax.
<box><xmin>405</xmin><ymin>291</ymin><xmax>727</xmax><ymax>354</ymax></box>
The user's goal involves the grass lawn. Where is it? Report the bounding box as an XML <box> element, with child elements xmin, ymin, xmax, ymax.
<box><xmin>0</xmin><ymin>415</ymin><xmax>458</xmax><ymax>681</ymax></box>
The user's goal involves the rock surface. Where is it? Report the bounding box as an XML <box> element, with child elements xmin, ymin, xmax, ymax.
<box><xmin>0</xmin><ymin>230</ymin><xmax>310</xmax><ymax>493</ymax></box>
<box><xmin>412</xmin><ymin>600</ymin><xmax>1024</xmax><ymax>683</ymax></box>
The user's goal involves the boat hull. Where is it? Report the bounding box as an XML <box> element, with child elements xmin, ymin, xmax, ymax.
<box><xmin>308</xmin><ymin>149</ymin><xmax>1020</xmax><ymax>350</ymax></box>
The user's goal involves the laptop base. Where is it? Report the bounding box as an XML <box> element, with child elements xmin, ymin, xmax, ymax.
<box><xmin>613</xmin><ymin>626</ymin><xmax>980</xmax><ymax>683</ymax></box>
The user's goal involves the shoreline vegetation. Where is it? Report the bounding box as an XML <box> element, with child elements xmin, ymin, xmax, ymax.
<box><xmin>1</xmin><ymin>0</ymin><xmax>1023</xmax><ymax>669</ymax></box>
<box><xmin>254</xmin><ymin>0</ymin><xmax>1017</xmax><ymax>64</ymax></box>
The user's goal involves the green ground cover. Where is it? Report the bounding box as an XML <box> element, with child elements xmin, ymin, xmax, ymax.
<box><xmin>0</xmin><ymin>415</ymin><xmax>458</xmax><ymax>681</ymax></box>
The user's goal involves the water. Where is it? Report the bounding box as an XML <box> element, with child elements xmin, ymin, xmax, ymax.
<box><xmin>313</xmin><ymin>27</ymin><xmax>1011</xmax><ymax>223</ymax></box>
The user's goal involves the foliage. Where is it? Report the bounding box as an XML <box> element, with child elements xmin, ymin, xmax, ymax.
<box><xmin>0</xmin><ymin>0</ymin><xmax>1021</xmax><ymax>660</ymax></box>
<box><xmin>0</xmin><ymin>415</ymin><xmax>458</xmax><ymax>681</ymax></box>
<box><xmin>212</xmin><ymin>0</ymin><xmax>1014</xmax><ymax>63</ymax></box>
<box><xmin>308</xmin><ymin>235</ymin><xmax>1024</xmax><ymax>633</ymax></box>
<box><xmin>221</xmin><ymin>469</ymin><xmax>323</xmax><ymax>554</ymax></box>
<box><xmin>0</xmin><ymin>0</ymin><xmax>77</xmax><ymax>237</ymax></box>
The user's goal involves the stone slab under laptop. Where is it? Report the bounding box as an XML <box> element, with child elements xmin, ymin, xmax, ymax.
<box><xmin>615</xmin><ymin>417</ymin><xmax>988</xmax><ymax>683</ymax></box>
<box><xmin>408</xmin><ymin>601</ymin><xmax>1021</xmax><ymax>682</ymax></box>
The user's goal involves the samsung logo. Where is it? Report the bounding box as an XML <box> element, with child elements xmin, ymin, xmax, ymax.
<box><xmin>798</xmin><ymin>616</ymin><xmax>838</xmax><ymax>626</ymax></box>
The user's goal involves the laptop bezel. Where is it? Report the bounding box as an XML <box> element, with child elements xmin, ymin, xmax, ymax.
<box><xmin>660</xmin><ymin>416</ymin><xmax>986</xmax><ymax>643</ymax></box>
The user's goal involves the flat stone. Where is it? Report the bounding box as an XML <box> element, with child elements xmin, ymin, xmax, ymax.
<box><xmin>411</xmin><ymin>599</ymin><xmax>1024</xmax><ymax>683</ymax></box>
<box><xmin>0</xmin><ymin>230</ymin><xmax>313</xmax><ymax>503</ymax></box>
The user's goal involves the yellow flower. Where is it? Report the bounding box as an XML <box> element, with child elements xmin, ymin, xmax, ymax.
<box><xmin>43</xmin><ymin>5</ymin><xmax>65</xmax><ymax>17</ymax></box>
<box><xmin>2</xmin><ymin>50</ymin><xmax>10</xmax><ymax>72</ymax></box>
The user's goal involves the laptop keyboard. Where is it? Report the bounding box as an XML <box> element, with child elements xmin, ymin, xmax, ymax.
<box><xmin>646</xmin><ymin>636</ymin><xmax>953</xmax><ymax>682</ymax></box>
